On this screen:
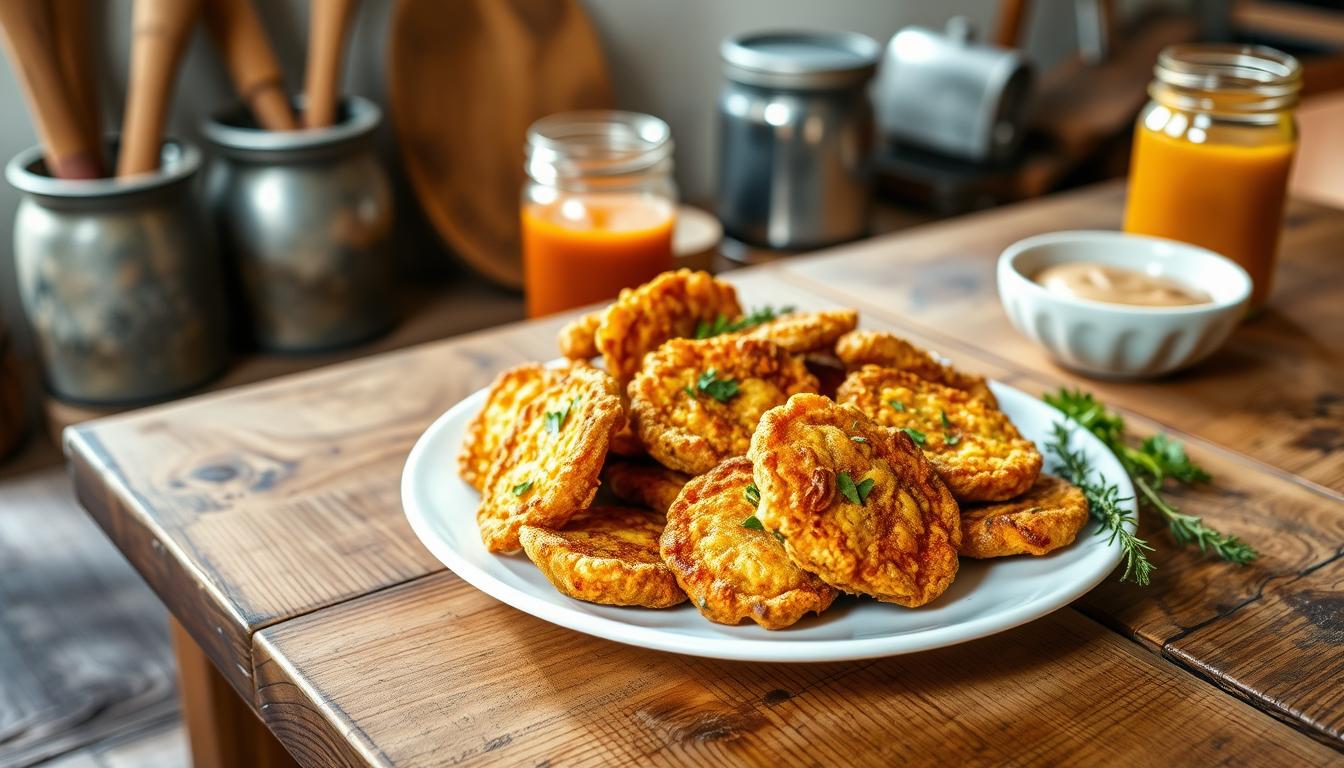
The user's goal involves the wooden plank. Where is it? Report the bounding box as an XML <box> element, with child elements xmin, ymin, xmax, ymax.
<box><xmin>776</xmin><ymin>183</ymin><xmax>1344</xmax><ymax>494</ymax></box>
<box><xmin>252</xmin><ymin>573</ymin><xmax>1340</xmax><ymax>768</ymax></box>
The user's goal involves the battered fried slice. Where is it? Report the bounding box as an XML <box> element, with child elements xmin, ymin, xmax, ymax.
<box><xmin>629</xmin><ymin>336</ymin><xmax>819</xmax><ymax>475</ymax></box>
<box><xmin>558</xmin><ymin>311</ymin><xmax>601</xmax><ymax>360</ymax></box>
<box><xmin>740</xmin><ymin>309</ymin><xmax>859</xmax><ymax>354</ymax></box>
<box><xmin>836</xmin><ymin>366</ymin><xmax>1042</xmax><ymax>502</ymax></box>
<box><xmin>603</xmin><ymin>460</ymin><xmax>691</xmax><ymax>514</ymax></box>
<box><xmin>835</xmin><ymin>330</ymin><xmax>998</xmax><ymax>407</ymax></box>
<box><xmin>748</xmin><ymin>393</ymin><xmax>961</xmax><ymax>607</ymax></box>
<box><xmin>661</xmin><ymin>458</ymin><xmax>837</xmax><ymax>629</ymax></box>
<box><xmin>608</xmin><ymin>423</ymin><xmax>646</xmax><ymax>457</ymax></box>
<box><xmin>520</xmin><ymin>507</ymin><xmax>686</xmax><ymax>608</ymax></box>
<box><xmin>477</xmin><ymin>365</ymin><xmax>624</xmax><ymax>552</ymax></box>
<box><xmin>595</xmin><ymin>269</ymin><xmax>742</xmax><ymax>385</ymax></box>
<box><xmin>459</xmin><ymin>363</ymin><xmax>563</xmax><ymax>491</ymax></box>
<box><xmin>959</xmin><ymin>475</ymin><xmax>1090</xmax><ymax>558</ymax></box>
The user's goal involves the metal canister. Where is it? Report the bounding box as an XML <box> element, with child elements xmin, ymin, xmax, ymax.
<box><xmin>717</xmin><ymin>30</ymin><xmax>880</xmax><ymax>252</ymax></box>
<box><xmin>203</xmin><ymin>95</ymin><xmax>394</xmax><ymax>352</ymax></box>
<box><xmin>7</xmin><ymin>140</ymin><xmax>230</xmax><ymax>405</ymax></box>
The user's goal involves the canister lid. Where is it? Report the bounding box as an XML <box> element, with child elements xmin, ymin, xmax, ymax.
<box><xmin>722</xmin><ymin>30</ymin><xmax>881</xmax><ymax>89</ymax></box>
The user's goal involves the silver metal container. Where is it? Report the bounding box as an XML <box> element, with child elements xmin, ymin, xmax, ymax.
<box><xmin>7</xmin><ymin>140</ymin><xmax>230</xmax><ymax>405</ymax></box>
<box><xmin>717</xmin><ymin>30</ymin><xmax>880</xmax><ymax>252</ymax></box>
<box><xmin>203</xmin><ymin>96</ymin><xmax>394</xmax><ymax>352</ymax></box>
<box><xmin>875</xmin><ymin>20</ymin><xmax>1033</xmax><ymax>164</ymax></box>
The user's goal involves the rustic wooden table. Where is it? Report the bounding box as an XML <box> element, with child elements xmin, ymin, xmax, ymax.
<box><xmin>67</xmin><ymin>183</ymin><xmax>1343</xmax><ymax>767</ymax></box>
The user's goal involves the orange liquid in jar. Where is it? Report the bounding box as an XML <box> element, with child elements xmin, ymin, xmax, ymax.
<box><xmin>1124</xmin><ymin>124</ymin><xmax>1295</xmax><ymax>309</ymax></box>
<box><xmin>522</xmin><ymin>193</ymin><xmax>675</xmax><ymax>317</ymax></box>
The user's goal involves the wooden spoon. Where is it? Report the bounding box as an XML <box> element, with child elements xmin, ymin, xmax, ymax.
<box><xmin>303</xmin><ymin>0</ymin><xmax>358</xmax><ymax>128</ymax></box>
<box><xmin>202</xmin><ymin>0</ymin><xmax>297</xmax><ymax>131</ymax></box>
<box><xmin>0</xmin><ymin>0</ymin><xmax>100</xmax><ymax>178</ymax></box>
<box><xmin>117</xmin><ymin>0</ymin><xmax>202</xmax><ymax>177</ymax></box>
<box><xmin>51</xmin><ymin>0</ymin><xmax>103</xmax><ymax>175</ymax></box>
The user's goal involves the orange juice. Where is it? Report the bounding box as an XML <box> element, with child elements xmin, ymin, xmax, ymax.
<box><xmin>522</xmin><ymin>193</ymin><xmax>675</xmax><ymax>317</ymax></box>
<box><xmin>1124</xmin><ymin>126</ymin><xmax>1294</xmax><ymax>308</ymax></box>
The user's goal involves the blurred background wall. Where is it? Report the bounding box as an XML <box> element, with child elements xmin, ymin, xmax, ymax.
<box><xmin>0</xmin><ymin>0</ymin><xmax>1157</xmax><ymax>357</ymax></box>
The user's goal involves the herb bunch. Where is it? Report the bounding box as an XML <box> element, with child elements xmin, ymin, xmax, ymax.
<box><xmin>695</xmin><ymin>305</ymin><xmax>796</xmax><ymax>339</ymax></box>
<box><xmin>1043</xmin><ymin>388</ymin><xmax>1257</xmax><ymax>583</ymax></box>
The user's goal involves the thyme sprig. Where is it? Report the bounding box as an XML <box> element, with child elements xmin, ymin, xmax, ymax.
<box><xmin>1044</xmin><ymin>388</ymin><xmax>1257</xmax><ymax>571</ymax></box>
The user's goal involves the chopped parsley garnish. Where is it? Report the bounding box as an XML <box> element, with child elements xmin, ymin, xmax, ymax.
<box><xmin>850</xmin><ymin>435</ymin><xmax>867</xmax><ymax>443</ymax></box>
<box><xmin>744</xmin><ymin>482</ymin><xmax>761</xmax><ymax>507</ymax></box>
<box><xmin>543</xmin><ymin>397</ymin><xmax>578</xmax><ymax>434</ymax></box>
<box><xmin>837</xmin><ymin>471</ymin><xmax>875</xmax><ymax>505</ymax></box>
<box><xmin>888</xmin><ymin>399</ymin><xmax>906</xmax><ymax>412</ymax></box>
<box><xmin>693</xmin><ymin>305</ymin><xmax>797</xmax><ymax>339</ymax></box>
<box><xmin>945</xmin><ymin>433</ymin><xmax>961</xmax><ymax>446</ymax></box>
<box><xmin>742</xmin><ymin>515</ymin><xmax>765</xmax><ymax>530</ymax></box>
<box><xmin>940</xmin><ymin>410</ymin><xmax>954</xmax><ymax>429</ymax></box>
<box><xmin>511</xmin><ymin>480</ymin><xmax>533</xmax><ymax>496</ymax></box>
<box><xmin>901</xmin><ymin>427</ymin><xmax>926</xmax><ymax>445</ymax></box>
<box><xmin>689</xmin><ymin>368</ymin><xmax>739</xmax><ymax>403</ymax></box>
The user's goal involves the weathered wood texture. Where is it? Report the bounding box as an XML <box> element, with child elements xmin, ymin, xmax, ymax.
<box><xmin>777</xmin><ymin>183</ymin><xmax>1344</xmax><ymax>494</ymax></box>
<box><xmin>252</xmin><ymin>573</ymin><xmax>1339</xmax><ymax>768</ymax></box>
<box><xmin>0</xmin><ymin>459</ymin><xmax>177</xmax><ymax>768</ymax></box>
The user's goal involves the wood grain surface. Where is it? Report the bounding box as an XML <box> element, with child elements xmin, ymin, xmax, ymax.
<box><xmin>68</xmin><ymin>184</ymin><xmax>1344</xmax><ymax>764</ymax></box>
<box><xmin>252</xmin><ymin>573</ymin><xmax>1338</xmax><ymax>768</ymax></box>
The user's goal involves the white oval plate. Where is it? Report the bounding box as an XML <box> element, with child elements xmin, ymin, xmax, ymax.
<box><xmin>402</xmin><ymin>379</ymin><xmax>1134</xmax><ymax>662</ymax></box>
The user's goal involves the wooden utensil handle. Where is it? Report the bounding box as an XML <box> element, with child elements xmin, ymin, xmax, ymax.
<box><xmin>51</xmin><ymin>0</ymin><xmax>103</xmax><ymax>176</ymax></box>
<box><xmin>303</xmin><ymin>0</ymin><xmax>358</xmax><ymax>128</ymax></box>
<box><xmin>118</xmin><ymin>0</ymin><xmax>202</xmax><ymax>177</ymax></box>
<box><xmin>0</xmin><ymin>0</ymin><xmax>99</xmax><ymax>178</ymax></box>
<box><xmin>203</xmin><ymin>0</ymin><xmax>297</xmax><ymax>131</ymax></box>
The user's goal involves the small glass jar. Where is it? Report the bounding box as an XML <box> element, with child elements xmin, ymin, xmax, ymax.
<box><xmin>1123</xmin><ymin>44</ymin><xmax>1301</xmax><ymax>311</ymax></box>
<box><xmin>521</xmin><ymin>111</ymin><xmax>676</xmax><ymax>318</ymax></box>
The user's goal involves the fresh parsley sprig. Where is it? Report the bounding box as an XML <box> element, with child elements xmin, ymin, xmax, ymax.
<box><xmin>685</xmin><ymin>368</ymin><xmax>739</xmax><ymax>403</ymax></box>
<box><xmin>694</xmin><ymin>305</ymin><xmax>796</xmax><ymax>339</ymax></box>
<box><xmin>1043</xmin><ymin>388</ymin><xmax>1256</xmax><ymax>570</ymax></box>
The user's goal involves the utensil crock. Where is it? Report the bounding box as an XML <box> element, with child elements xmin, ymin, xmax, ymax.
<box><xmin>7</xmin><ymin>139</ymin><xmax>230</xmax><ymax>405</ymax></box>
<box><xmin>203</xmin><ymin>95</ymin><xmax>394</xmax><ymax>352</ymax></box>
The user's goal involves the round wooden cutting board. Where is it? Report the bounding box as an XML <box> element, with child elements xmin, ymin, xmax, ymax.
<box><xmin>388</xmin><ymin>0</ymin><xmax>614</xmax><ymax>288</ymax></box>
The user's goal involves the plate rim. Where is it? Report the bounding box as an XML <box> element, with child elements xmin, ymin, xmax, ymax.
<box><xmin>401</xmin><ymin>379</ymin><xmax>1135</xmax><ymax>662</ymax></box>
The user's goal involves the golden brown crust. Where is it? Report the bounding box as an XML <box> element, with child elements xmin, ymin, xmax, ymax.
<box><xmin>740</xmin><ymin>309</ymin><xmax>858</xmax><ymax>354</ymax></box>
<box><xmin>835</xmin><ymin>330</ymin><xmax>998</xmax><ymax>407</ymax></box>
<box><xmin>458</xmin><ymin>363</ymin><xmax>562</xmax><ymax>491</ymax></box>
<box><xmin>603</xmin><ymin>460</ymin><xmax>691</xmax><ymax>514</ymax></box>
<box><xmin>837</xmin><ymin>366</ymin><xmax>1041</xmax><ymax>502</ymax></box>
<box><xmin>558</xmin><ymin>311</ymin><xmax>601</xmax><ymax>360</ymax></box>
<box><xmin>959</xmin><ymin>475</ymin><xmax>1090</xmax><ymax>558</ymax></box>
<box><xmin>608</xmin><ymin>422</ymin><xmax>646</xmax><ymax>457</ymax></box>
<box><xmin>520</xmin><ymin>507</ymin><xmax>686</xmax><ymax>608</ymax></box>
<box><xmin>476</xmin><ymin>365</ymin><xmax>625</xmax><ymax>553</ymax></box>
<box><xmin>747</xmin><ymin>393</ymin><xmax>961</xmax><ymax>607</ymax></box>
<box><xmin>595</xmin><ymin>269</ymin><xmax>742</xmax><ymax>385</ymax></box>
<box><xmin>661</xmin><ymin>457</ymin><xmax>836</xmax><ymax>629</ymax></box>
<box><xmin>629</xmin><ymin>336</ymin><xmax>819</xmax><ymax>475</ymax></box>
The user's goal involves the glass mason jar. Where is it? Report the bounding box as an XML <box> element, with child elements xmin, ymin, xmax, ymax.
<box><xmin>1123</xmin><ymin>44</ymin><xmax>1301</xmax><ymax>311</ymax></box>
<box><xmin>521</xmin><ymin>111</ymin><xmax>676</xmax><ymax>318</ymax></box>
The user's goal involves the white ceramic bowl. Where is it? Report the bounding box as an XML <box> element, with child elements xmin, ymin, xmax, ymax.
<box><xmin>997</xmin><ymin>231</ymin><xmax>1252</xmax><ymax>378</ymax></box>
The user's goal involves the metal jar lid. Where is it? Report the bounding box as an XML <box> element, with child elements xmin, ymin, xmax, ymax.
<box><xmin>721</xmin><ymin>30</ymin><xmax>881</xmax><ymax>90</ymax></box>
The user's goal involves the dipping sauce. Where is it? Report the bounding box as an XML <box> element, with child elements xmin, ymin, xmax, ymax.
<box><xmin>1035</xmin><ymin>262</ymin><xmax>1211</xmax><ymax>307</ymax></box>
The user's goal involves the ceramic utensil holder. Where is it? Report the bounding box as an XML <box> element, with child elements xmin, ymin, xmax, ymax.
<box><xmin>7</xmin><ymin>139</ymin><xmax>230</xmax><ymax>405</ymax></box>
<box><xmin>202</xmin><ymin>95</ymin><xmax>394</xmax><ymax>352</ymax></box>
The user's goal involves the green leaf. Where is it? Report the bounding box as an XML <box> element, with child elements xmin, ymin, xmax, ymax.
<box><xmin>744</xmin><ymin>482</ymin><xmax>761</xmax><ymax>507</ymax></box>
<box><xmin>741</xmin><ymin>515</ymin><xmax>765</xmax><ymax>530</ymax></box>
<box><xmin>940</xmin><ymin>410</ymin><xmax>954</xmax><ymax>429</ymax></box>
<box><xmin>945</xmin><ymin>433</ymin><xmax>961</xmax><ymax>446</ymax></box>
<box><xmin>511</xmin><ymin>480</ymin><xmax>533</xmax><ymax>496</ymax></box>
<box><xmin>850</xmin><ymin>435</ymin><xmax>867</xmax><ymax>443</ymax></box>
<box><xmin>543</xmin><ymin>397</ymin><xmax>578</xmax><ymax>434</ymax></box>
<box><xmin>693</xmin><ymin>305</ymin><xmax>796</xmax><ymax>339</ymax></box>
<box><xmin>887</xmin><ymin>399</ymin><xmax>906</xmax><ymax>412</ymax></box>
<box><xmin>694</xmin><ymin>368</ymin><xmax>739</xmax><ymax>403</ymax></box>
<box><xmin>855</xmin><ymin>477</ymin><xmax>876</xmax><ymax>504</ymax></box>
<box><xmin>837</xmin><ymin>471</ymin><xmax>862</xmax><ymax>504</ymax></box>
<box><xmin>900</xmin><ymin>427</ymin><xmax>926</xmax><ymax>445</ymax></box>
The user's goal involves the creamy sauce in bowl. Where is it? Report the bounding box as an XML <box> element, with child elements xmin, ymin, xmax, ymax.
<box><xmin>1034</xmin><ymin>262</ymin><xmax>1211</xmax><ymax>307</ymax></box>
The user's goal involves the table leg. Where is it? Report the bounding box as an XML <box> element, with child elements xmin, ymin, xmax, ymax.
<box><xmin>171</xmin><ymin>617</ymin><xmax>297</xmax><ymax>768</ymax></box>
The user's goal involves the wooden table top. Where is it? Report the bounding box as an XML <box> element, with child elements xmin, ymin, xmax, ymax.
<box><xmin>68</xmin><ymin>182</ymin><xmax>1344</xmax><ymax>766</ymax></box>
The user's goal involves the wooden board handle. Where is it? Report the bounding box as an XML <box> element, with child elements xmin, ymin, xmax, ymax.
<box><xmin>0</xmin><ymin>0</ymin><xmax>100</xmax><ymax>178</ymax></box>
<box><xmin>117</xmin><ymin>0</ymin><xmax>202</xmax><ymax>177</ymax></box>
<box><xmin>303</xmin><ymin>0</ymin><xmax>358</xmax><ymax>129</ymax></box>
<box><xmin>203</xmin><ymin>0</ymin><xmax>297</xmax><ymax>131</ymax></box>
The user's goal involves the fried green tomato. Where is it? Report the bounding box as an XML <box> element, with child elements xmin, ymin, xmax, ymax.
<box><xmin>960</xmin><ymin>475</ymin><xmax>1090</xmax><ymax>558</ymax></box>
<box><xmin>836</xmin><ymin>366</ymin><xmax>1041</xmax><ymax>502</ymax></box>
<box><xmin>835</xmin><ymin>330</ymin><xmax>997</xmax><ymax>407</ymax></box>
<box><xmin>459</xmin><ymin>363</ymin><xmax>564</xmax><ymax>491</ymax></box>
<box><xmin>477</xmin><ymin>365</ymin><xmax>624</xmax><ymax>553</ymax></box>
<box><xmin>603</xmin><ymin>459</ymin><xmax>691</xmax><ymax>514</ymax></box>
<box><xmin>520</xmin><ymin>507</ymin><xmax>686</xmax><ymax>608</ymax></box>
<box><xmin>629</xmin><ymin>336</ymin><xmax>819</xmax><ymax>475</ymax></box>
<box><xmin>661</xmin><ymin>457</ymin><xmax>836</xmax><ymax>629</ymax></box>
<box><xmin>740</xmin><ymin>309</ymin><xmax>858</xmax><ymax>354</ymax></box>
<box><xmin>748</xmin><ymin>393</ymin><xmax>961</xmax><ymax>607</ymax></box>
<box><xmin>596</xmin><ymin>269</ymin><xmax>742</xmax><ymax>385</ymax></box>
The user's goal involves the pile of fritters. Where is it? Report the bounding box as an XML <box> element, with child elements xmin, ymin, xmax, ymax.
<box><xmin>457</xmin><ymin>269</ymin><xmax>1090</xmax><ymax>630</ymax></box>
